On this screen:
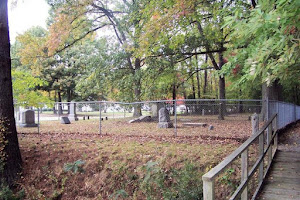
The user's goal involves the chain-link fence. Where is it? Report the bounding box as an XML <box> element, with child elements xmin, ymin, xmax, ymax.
<box><xmin>14</xmin><ymin>99</ymin><xmax>268</xmax><ymax>137</ymax></box>
<box><xmin>14</xmin><ymin>99</ymin><xmax>300</xmax><ymax>137</ymax></box>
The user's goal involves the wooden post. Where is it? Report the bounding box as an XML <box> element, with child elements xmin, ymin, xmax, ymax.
<box><xmin>274</xmin><ymin>115</ymin><xmax>278</xmax><ymax>155</ymax></box>
<box><xmin>267</xmin><ymin>124</ymin><xmax>272</xmax><ymax>168</ymax></box>
<box><xmin>241</xmin><ymin>149</ymin><xmax>248</xmax><ymax>200</ymax></box>
<box><xmin>259</xmin><ymin>132</ymin><xmax>264</xmax><ymax>183</ymax></box>
<box><xmin>203</xmin><ymin>178</ymin><xmax>215</xmax><ymax>200</ymax></box>
<box><xmin>251</xmin><ymin>113</ymin><xmax>259</xmax><ymax>135</ymax></box>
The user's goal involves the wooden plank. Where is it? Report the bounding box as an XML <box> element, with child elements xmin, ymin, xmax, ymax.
<box><xmin>258</xmin><ymin>192</ymin><xmax>300</xmax><ymax>200</ymax></box>
<box><xmin>258</xmin><ymin>148</ymin><xmax>300</xmax><ymax>200</ymax></box>
<box><xmin>263</xmin><ymin>187</ymin><xmax>300</xmax><ymax>196</ymax></box>
<box><xmin>262</xmin><ymin>180</ymin><xmax>300</xmax><ymax>190</ymax></box>
<box><xmin>275</xmin><ymin>152</ymin><xmax>300</xmax><ymax>159</ymax></box>
<box><xmin>241</xmin><ymin>149</ymin><xmax>248</xmax><ymax>200</ymax></box>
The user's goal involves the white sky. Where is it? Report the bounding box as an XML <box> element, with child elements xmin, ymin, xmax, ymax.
<box><xmin>8</xmin><ymin>0</ymin><xmax>50</xmax><ymax>43</ymax></box>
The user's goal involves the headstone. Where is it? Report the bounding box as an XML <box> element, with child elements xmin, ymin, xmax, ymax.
<box><xmin>61</xmin><ymin>116</ymin><xmax>71</xmax><ymax>124</ymax></box>
<box><xmin>151</xmin><ymin>103</ymin><xmax>164</xmax><ymax>118</ymax></box>
<box><xmin>129</xmin><ymin>118</ymin><xmax>140</xmax><ymax>123</ymax></box>
<box><xmin>19</xmin><ymin>109</ymin><xmax>38</xmax><ymax>127</ymax></box>
<box><xmin>68</xmin><ymin>101</ymin><xmax>78</xmax><ymax>121</ymax></box>
<box><xmin>128</xmin><ymin>115</ymin><xmax>152</xmax><ymax>123</ymax></box>
<box><xmin>138</xmin><ymin>115</ymin><xmax>151</xmax><ymax>122</ymax></box>
<box><xmin>158</xmin><ymin>108</ymin><xmax>173</xmax><ymax>128</ymax></box>
<box><xmin>182</xmin><ymin>123</ymin><xmax>207</xmax><ymax>127</ymax></box>
<box><xmin>251</xmin><ymin>113</ymin><xmax>259</xmax><ymax>135</ymax></box>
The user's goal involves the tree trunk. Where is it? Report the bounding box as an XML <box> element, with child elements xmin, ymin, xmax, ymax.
<box><xmin>172</xmin><ymin>83</ymin><xmax>176</xmax><ymax>115</ymax></box>
<box><xmin>203</xmin><ymin>55</ymin><xmax>208</xmax><ymax>95</ymax></box>
<box><xmin>260</xmin><ymin>80</ymin><xmax>282</xmax><ymax>121</ymax></box>
<box><xmin>53</xmin><ymin>90</ymin><xmax>57</xmax><ymax>114</ymax></box>
<box><xmin>133</xmin><ymin>58</ymin><xmax>142</xmax><ymax>117</ymax></box>
<box><xmin>0</xmin><ymin>0</ymin><xmax>22</xmax><ymax>186</ymax></box>
<box><xmin>67</xmin><ymin>88</ymin><xmax>71</xmax><ymax>114</ymax></box>
<box><xmin>58</xmin><ymin>91</ymin><xmax>63</xmax><ymax>114</ymax></box>
<box><xmin>191</xmin><ymin>73</ymin><xmax>196</xmax><ymax>99</ymax></box>
<box><xmin>195</xmin><ymin>54</ymin><xmax>201</xmax><ymax>99</ymax></box>
<box><xmin>218</xmin><ymin>52</ymin><xmax>226</xmax><ymax>120</ymax></box>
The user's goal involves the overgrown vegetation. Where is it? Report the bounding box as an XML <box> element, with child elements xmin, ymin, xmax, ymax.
<box><xmin>16</xmin><ymin>133</ymin><xmax>238</xmax><ymax>199</ymax></box>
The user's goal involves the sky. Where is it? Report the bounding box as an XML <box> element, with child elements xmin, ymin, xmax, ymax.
<box><xmin>8</xmin><ymin>0</ymin><xmax>50</xmax><ymax>43</ymax></box>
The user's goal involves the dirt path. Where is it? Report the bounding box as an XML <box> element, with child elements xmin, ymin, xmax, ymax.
<box><xmin>278</xmin><ymin>121</ymin><xmax>300</xmax><ymax>152</ymax></box>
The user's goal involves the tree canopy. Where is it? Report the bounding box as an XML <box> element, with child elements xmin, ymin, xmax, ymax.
<box><xmin>10</xmin><ymin>0</ymin><xmax>300</xmax><ymax>106</ymax></box>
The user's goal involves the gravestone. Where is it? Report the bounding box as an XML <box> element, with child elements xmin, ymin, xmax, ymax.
<box><xmin>182</xmin><ymin>123</ymin><xmax>207</xmax><ymax>127</ymax></box>
<box><xmin>158</xmin><ymin>108</ymin><xmax>173</xmax><ymax>128</ymax></box>
<box><xmin>151</xmin><ymin>103</ymin><xmax>164</xmax><ymax>118</ymax></box>
<box><xmin>129</xmin><ymin>115</ymin><xmax>152</xmax><ymax>123</ymax></box>
<box><xmin>68</xmin><ymin>101</ymin><xmax>78</xmax><ymax>121</ymax></box>
<box><xmin>61</xmin><ymin>116</ymin><xmax>71</xmax><ymax>124</ymax></box>
<box><xmin>19</xmin><ymin>109</ymin><xmax>38</xmax><ymax>127</ymax></box>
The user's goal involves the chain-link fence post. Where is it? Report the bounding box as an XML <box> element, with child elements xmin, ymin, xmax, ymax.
<box><xmin>57</xmin><ymin>103</ymin><xmax>60</xmax><ymax>121</ymax></box>
<box><xmin>124</xmin><ymin>104</ymin><xmax>126</xmax><ymax>118</ymax></box>
<box><xmin>99</xmin><ymin>102</ymin><xmax>102</xmax><ymax>135</ymax></box>
<box><xmin>112</xmin><ymin>103</ymin><xmax>114</xmax><ymax>119</ymax></box>
<box><xmin>37</xmin><ymin>107</ymin><xmax>40</xmax><ymax>134</ymax></box>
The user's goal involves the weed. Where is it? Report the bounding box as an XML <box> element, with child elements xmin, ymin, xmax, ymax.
<box><xmin>140</xmin><ymin>160</ymin><xmax>203</xmax><ymax>200</ymax></box>
<box><xmin>109</xmin><ymin>189</ymin><xmax>128</xmax><ymax>200</ymax></box>
<box><xmin>219</xmin><ymin>168</ymin><xmax>238</xmax><ymax>191</ymax></box>
<box><xmin>63</xmin><ymin>159</ymin><xmax>85</xmax><ymax>174</ymax></box>
<box><xmin>0</xmin><ymin>183</ymin><xmax>24</xmax><ymax>200</ymax></box>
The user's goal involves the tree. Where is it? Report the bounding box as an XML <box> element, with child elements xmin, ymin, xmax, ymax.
<box><xmin>139</xmin><ymin>0</ymin><xmax>243</xmax><ymax>119</ymax></box>
<box><xmin>12</xmin><ymin>70</ymin><xmax>51</xmax><ymax>107</ymax></box>
<box><xmin>222</xmin><ymin>0</ymin><xmax>300</xmax><ymax>108</ymax></box>
<box><xmin>46</xmin><ymin>0</ymin><xmax>157</xmax><ymax>116</ymax></box>
<box><xmin>0</xmin><ymin>0</ymin><xmax>22</xmax><ymax>186</ymax></box>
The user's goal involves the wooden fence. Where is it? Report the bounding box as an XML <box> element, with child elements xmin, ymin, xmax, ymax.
<box><xmin>202</xmin><ymin>114</ymin><xmax>278</xmax><ymax>200</ymax></box>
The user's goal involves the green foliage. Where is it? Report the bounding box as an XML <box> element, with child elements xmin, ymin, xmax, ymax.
<box><xmin>223</xmin><ymin>0</ymin><xmax>300</xmax><ymax>86</ymax></box>
<box><xmin>63</xmin><ymin>159</ymin><xmax>85</xmax><ymax>174</ymax></box>
<box><xmin>12</xmin><ymin>70</ymin><xmax>52</xmax><ymax>107</ymax></box>
<box><xmin>219</xmin><ymin>168</ymin><xmax>237</xmax><ymax>190</ymax></box>
<box><xmin>0</xmin><ymin>118</ymin><xmax>9</xmax><ymax>173</ymax></box>
<box><xmin>140</xmin><ymin>160</ymin><xmax>203</xmax><ymax>200</ymax></box>
<box><xmin>0</xmin><ymin>183</ymin><xmax>24</xmax><ymax>200</ymax></box>
<box><xmin>109</xmin><ymin>189</ymin><xmax>128</xmax><ymax>200</ymax></box>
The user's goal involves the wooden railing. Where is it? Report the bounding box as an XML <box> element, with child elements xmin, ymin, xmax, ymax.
<box><xmin>202</xmin><ymin>114</ymin><xmax>278</xmax><ymax>200</ymax></box>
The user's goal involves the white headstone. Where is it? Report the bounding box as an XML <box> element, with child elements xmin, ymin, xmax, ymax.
<box><xmin>158</xmin><ymin>108</ymin><xmax>173</xmax><ymax>128</ymax></box>
<box><xmin>19</xmin><ymin>109</ymin><xmax>38</xmax><ymax>127</ymax></box>
<box><xmin>68</xmin><ymin>102</ymin><xmax>78</xmax><ymax>121</ymax></box>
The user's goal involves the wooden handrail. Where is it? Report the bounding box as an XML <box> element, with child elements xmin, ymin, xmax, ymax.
<box><xmin>202</xmin><ymin>113</ymin><xmax>278</xmax><ymax>200</ymax></box>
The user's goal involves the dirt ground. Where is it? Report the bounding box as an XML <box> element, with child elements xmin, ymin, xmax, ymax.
<box><xmin>15</xmin><ymin>115</ymin><xmax>258</xmax><ymax>199</ymax></box>
<box><xmin>278</xmin><ymin>121</ymin><xmax>300</xmax><ymax>151</ymax></box>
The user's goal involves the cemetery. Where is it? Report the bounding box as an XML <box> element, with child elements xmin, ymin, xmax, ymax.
<box><xmin>0</xmin><ymin>0</ymin><xmax>299</xmax><ymax>199</ymax></box>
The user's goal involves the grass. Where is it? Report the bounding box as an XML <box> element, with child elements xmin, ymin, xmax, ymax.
<box><xmin>15</xmin><ymin>115</ymin><xmax>255</xmax><ymax>199</ymax></box>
